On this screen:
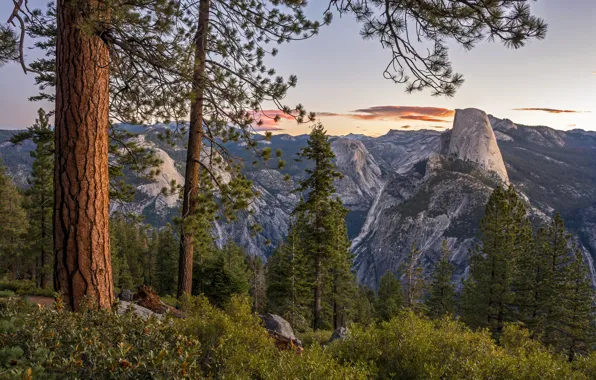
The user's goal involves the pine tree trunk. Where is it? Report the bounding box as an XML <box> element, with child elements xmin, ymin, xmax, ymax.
<box><xmin>40</xmin><ymin>193</ymin><xmax>47</xmax><ymax>288</ymax></box>
<box><xmin>54</xmin><ymin>0</ymin><xmax>113</xmax><ymax>311</ymax></box>
<box><xmin>333</xmin><ymin>270</ymin><xmax>338</xmax><ymax>330</ymax></box>
<box><xmin>313</xmin><ymin>257</ymin><xmax>322</xmax><ymax>330</ymax></box>
<box><xmin>178</xmin><ymin>0</ymin><xmax>210</xmax><ymax>299</ymax></box>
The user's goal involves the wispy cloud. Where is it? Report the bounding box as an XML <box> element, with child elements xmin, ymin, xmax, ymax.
<box><xmin>252</xmin><ymin>109</ymin><xmax>296</xmax><ymax>131</ymax></box>
<box><xmin>513</xmin><ymin>108</ymin><xmax>590</xmax><ymax>114</ymax></box>
<box><xmin>316</xmin><ymin>106</ymin><xmax>455</xmax><ymax>123</ymax></box>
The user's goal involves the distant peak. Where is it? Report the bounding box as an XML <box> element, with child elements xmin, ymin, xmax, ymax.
<box><xmin>441</xmin><ymin>108</ymin><xmax>509</xmax><ymax>183</ymax></box>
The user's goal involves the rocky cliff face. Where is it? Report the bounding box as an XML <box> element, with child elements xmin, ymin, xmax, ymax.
<box><xmin>352</xmin><ymin>110</ymin><xmax>508</xmax><ymax>288</ymax></box>
<box><xmin>441</xmin><ymin>108</ymin><xmax>509</xmax><ymax>183</ymax></box>
<box><xmin>2</xmin><ymin>111</ymin><xmax>596</xmax><ymax>288</ymax></box>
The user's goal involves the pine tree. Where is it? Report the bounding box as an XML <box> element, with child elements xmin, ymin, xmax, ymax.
<box><xmin>327</xmin><ymin>199</ymin><xmax>357</xmax><ymax>329</ymax></box>
<box><xmin>12</xmin><ymin>109</ymin><xmax>54</xmax><ymax>288</ymax></box>
<box><xmin>331</xmin><ymin>1</ymin><xmax>546</xmax><ymax>96</ymax></box>
<box><xmin>536</xmin><ymin>214</ymin><xmax>595</xmax><ymax>359</ymax></box>
<box><xmin>193</xmin><ymin>241</ymin><xmax>250</xmax><ymax>308</ymax></box>
<box><xmin>352</xmin><ymin>285</ymin><xmax>376</xmax><ymax>326</ymax></box>
<box><xmin>267</xmin><ymin>221</ymin><xmax>311</xmax><ymax>330</ymax></box>
<box><xmin>461</xmin><ymin>186</ymin><xmax>531</xmax><ymax>335</ymax></box>
<box><xmin>560</xmin><ymin>248</ymin><xmax>594</xmax><ymax>361</ymax></box>
<box><xmin>403</xmin><ymin>243</ymin><xmax>426</xmax><ymax>311</ymax></box>
<box><xmin>427</xmin><ymin>240</ymin><xmax>456</xmax><ymax>318</ymax></box>
<box><xmin>174</xmin><ymin>0</ymin><xmax>329</xmax><ymax>298</ymax></box>
<box><xmin>294</xmin><ymin>123</ymin><xmax>345</xmax><ymax>330</ymax></box>
<box><xmin>376</xmin><ymin>271</ymin><xmax>404</xmax><ymax>322</ymax></box>
<box><xmin>247</xmin><ymin>255</ymin><xmax>267</xmax><ymax>314</ymax></box>
<box><xmin>154</xmin><ymin>225</ymin><xmax>179</xmax><ymax>296</ymax></box>
<box><xmin>0</xmin><ymin>160</ymin><xmax>28</xmax><ymax>280</ymax></box>
<box><xmin>0</xmin><ymin>24</ymin><xmax>18</xmax><ymax>66</ymax></box>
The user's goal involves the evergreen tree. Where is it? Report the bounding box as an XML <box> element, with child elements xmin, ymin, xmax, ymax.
<box><xmin>247</xmin><ymin>255</ymin><xmax>267</xmax><ymax>314</ymax></box>
<box><xmin>332</xmin><ymin>1</ymin><xmax>546</xmax><ymax>96</ymax></box>
<box><xmin>0</xmin><ymin>24</ymin><xmax>18</xmax><ymax>66</ymax></box>
<box><xmin>193</xmin><ymin>240</ymin><xmax>250</xmax><ymax>308</ymax></box>
<box><xmin>12</xmin><ymin>109</ymin><xmax>54</xmax><ymax>288</ymax></box>
<box><xmin>376</xmin><ymin>271</ymin><xmax>404</xmax><ymax>322</ymax></box>
<box><xmin>267</xmin><ymin>221</ymin><xmax>311</xmax><ymax>330</ymax></box>
<box><xmin>328</xmin><ymin>199</ymin><xmax>357</xmax><ymax>329</ymax></box>
<box><xmin>403</xmin><ymin>243</ymin><xmax>426</xmax><ymax>311</ymax></box>
<box><xmin>561</xmin><ymin>248</ymin><xmax>594</xmax><ymax>361</ymax></box>
<box><xmin>461</xmin><ymin>186</ymin><xmax>531</xmax><ymax>335</ymax></box>
<box><xmin>0</xmin><ymin>161</ymin><xmax>28</xmax><ymax>280</ymax></box>
<box><xmin>534</xmin><ymin>214</ymin><xmax>595</xmax><ymax>359</ymax></box>
<box><xmin>154</xmin><ymin>225</ymin><xmax>179</xmax><ymax>295</ymax></box>
<box><xmin>294</xmin><ymin>123</ymin><xmax>346</xmax><ymax>330</ymax></box>
<box><xmin>427</xmin><ymin>240</ymin><xmax>456</xmax><ymax>318</ymax></box>
<box><xmin>352</xmin><ymin>285</ymin><xmax>376</xmax><ymax>326</ymax></box>
<box><xmin>174</xmin><ymin>0</ymin><xmax>328</xmax><ymax>298</ymax></box>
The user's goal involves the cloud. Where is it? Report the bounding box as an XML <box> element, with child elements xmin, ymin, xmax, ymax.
<box><xmin>316</xmin><ymin>106</ymin><xmax>454</xmax><ymax>123</ymax></box>
<box><xmin>513</xmin><ymin>108</ymin><xmax>589</xmax><ymax>114</ymax></box>
<box><xmin>252</xmin><ymin>109</ymin><xmax>296</xmax><ymax>131</ymax></box>
<box><xmin>399</xmin><ymin>115</ymin><xmax>451</xmax><ymax>122</ymax></box>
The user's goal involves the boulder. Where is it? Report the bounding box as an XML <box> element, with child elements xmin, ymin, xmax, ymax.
<box><xmin>259</xmin><ymin>313</ymin><xmax>302</xmax><ymax>347</ymax></box>
<box><xmin>328</xmin><ymin>326</ymin><xmax>349</xmax><ymax>344</ymax></box>
<box><xmin>118</xmin><ymin>289</ymin><xmax>133</xmax><ymax>302</ymax></box>
<box><xmin>117</xmin><ymin>300</ymin><xmax>163</xmax><ymax>320</ymax></box>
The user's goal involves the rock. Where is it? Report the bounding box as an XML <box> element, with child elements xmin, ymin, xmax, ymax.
<box><xmin>118</xmin><ymin>289</ymin><xmax>133</xmax><ymax>302</ymax></box>
<box><xmin>328</xmin><ymin>327</ymin><xmax>349</xmax><ymax>343</ymax></box>
<box><xmin>441</xmin><ymin>108</ymin><xmax>509</xmax><ymax>183</ymax></box>
<box><xmin>259</xmin><ymin>313</ymin><xmax>302</xmax><ymax>347</ymax></box>
<box><xmin>117</xmin><ymin>300</ymin><xmax>162</xmax><ymax>320</ymax></box>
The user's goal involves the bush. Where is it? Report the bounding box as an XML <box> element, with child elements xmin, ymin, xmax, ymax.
<box><xmin>0</xmin><ymin>290</ymin><xmax>15</xmax><ymax>298</ymax></box>
<box><xmin>176</xmin><ymin>295</ymin><xmax>368</xmax><ymax>379</ymax></box>
<box><xmin>0</xmin><ymin>299</ymin><xmax>203</xmax><ymax>379</ymax></box>
<box><xmin>298</xmin><ymin>330</ymin><xmax>332</xmax><ymax>347</ymax></box>
<box><xmin>0</xmin><ymin>280</ymin><xmax>34</xmax><ymax>293</ymax></box>
<box><xmin>328</xmin><ymin>311</ymin><xmax>587</xmax><ymax>380</ymax></box>
<box><xmin>0</xmin><ymin>280</ymin><xmax>55</xmax><ymax>298</ymax></box>
<box><xmin>0</xmin><ymin>296</ymin><xmax>368</xmax><ymax>379</ymax></box>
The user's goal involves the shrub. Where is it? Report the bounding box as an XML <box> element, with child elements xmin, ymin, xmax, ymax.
<box><xmin>298</xmin><ymin>330</ymin><xmax>333</xmax><ymax>347</ymax></box>
<box><xmin>328</xmin><ymin>311</ymin><xmax>586</xmax><ymax>380</ymax></box>
<box><xmin>176</xmin><ymin>295</ymin><xmax>368</xmax><ymax>379</ymax></box>
<box><xmin>0</xmin><ymin>296</ymin><xmax>368</xmax><ymax>379</ymax></box>
<box><xmin>0</xmin><ymin>290</ymin><xmax>15</xmax><ymax>298</ymax></box>
<box><xmin>0</xmin><ymin>299</ymin><xmax>203</xmax><ymax>379</ymax></box>
<box><xmin>0</xmin><ymin>280</ymin><xmax>34</xmax><ymax>293</ymax></box>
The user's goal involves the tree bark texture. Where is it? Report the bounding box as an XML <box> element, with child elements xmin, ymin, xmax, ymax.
<box><xmin>54</xmin><ymin>0</ymin><xmax>113</xmax><ymax>311</ymax></box>
<box><xmin>178</xmin><ymin>0</ymin><xmax>210</xmax><ymax>298</ymax></box>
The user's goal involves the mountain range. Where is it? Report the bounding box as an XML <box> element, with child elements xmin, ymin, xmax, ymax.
<box><xmin>2</xmin><ymin>108</ymin><xmax>596</xmax><ymax>289</ymax></box>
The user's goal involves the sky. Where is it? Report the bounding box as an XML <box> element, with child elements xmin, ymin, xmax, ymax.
<box><xmin>1</xmin><ymin>0</ymin><xmax>595</xmax><ymax>136</ymax></box>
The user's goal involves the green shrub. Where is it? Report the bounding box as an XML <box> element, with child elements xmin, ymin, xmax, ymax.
<box><xmin>0</xmin><ymin>290</ymin><xmax>15</xmax><ymax>298</ymax></box>
<box><xmin>298</xmin><ymin>330</ymin><xmax>333</xmax><ymax>347</ymax></box>
<box><xmin>329</xmin><ymin>311</ymin><xmax>587</xmax><ymax>380</ymax></box>
<box><xmin>176</xmin><ymin>295</ymin><xmax>368</xmax><ymax>379</ymax></box>
<box><xmin>0</xmin><ymin>280</ymin><xmax>34</xmax><ymax>293</ymax></box>
<box><xmin>0</xmin><ymin>296</ymin><xmax>368</xmax><ymax>379</ymax></box>
<box><xmin>0</xmin><ymin>299</ymin><xmax>203</xmax><ymax>379</ymax></box>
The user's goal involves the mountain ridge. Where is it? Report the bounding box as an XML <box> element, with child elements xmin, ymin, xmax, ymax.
<box><xmin>2</xmin><ymin>112</ymin><xmax>596</xmax><ymax>288</ymax></box>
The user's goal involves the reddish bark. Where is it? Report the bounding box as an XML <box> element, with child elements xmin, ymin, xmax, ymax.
<box><xmin>178</xmin><ymin>0</ymin><xmax>210</xmax><ymax>298</ymax></box>
<box><xmin>54</xmin><ymin>0</ymin><xmax>113</xmax><ymax>311</ymax></box>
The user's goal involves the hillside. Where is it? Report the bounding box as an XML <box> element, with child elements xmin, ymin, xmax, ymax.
<box><xmin>2</xmin><ymin>111</ymin><xmax>596</xmax><ymax>287</ymax></box>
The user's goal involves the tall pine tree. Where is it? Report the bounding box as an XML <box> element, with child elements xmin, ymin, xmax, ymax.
<box><xmin>294</xmin><ymin>123</ymin><xmax>345</xmax><ymax>330</ymax></box>
<box><xmin>427</xmin><ymin>240</ymin><xmax>456</xmax><ymax>318</ymax></box>
<box><xmin>0</xmin><ymin>160</ymin><xmax>28</xmax><ymax>280</ymax></box>
<box><xmin>462</xmin><ymin>186</ymin><xmax>532</xmax><ymax>335</ymax></box>
<box><xmin>11</xmin><ymin>109</ymin><xmax>54</xmax><ymax>288</ymax></box>
<box><xmin>267</xmin><ymin>220</ymin><xmax>311</xmax><ymax>330</ymax></box>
